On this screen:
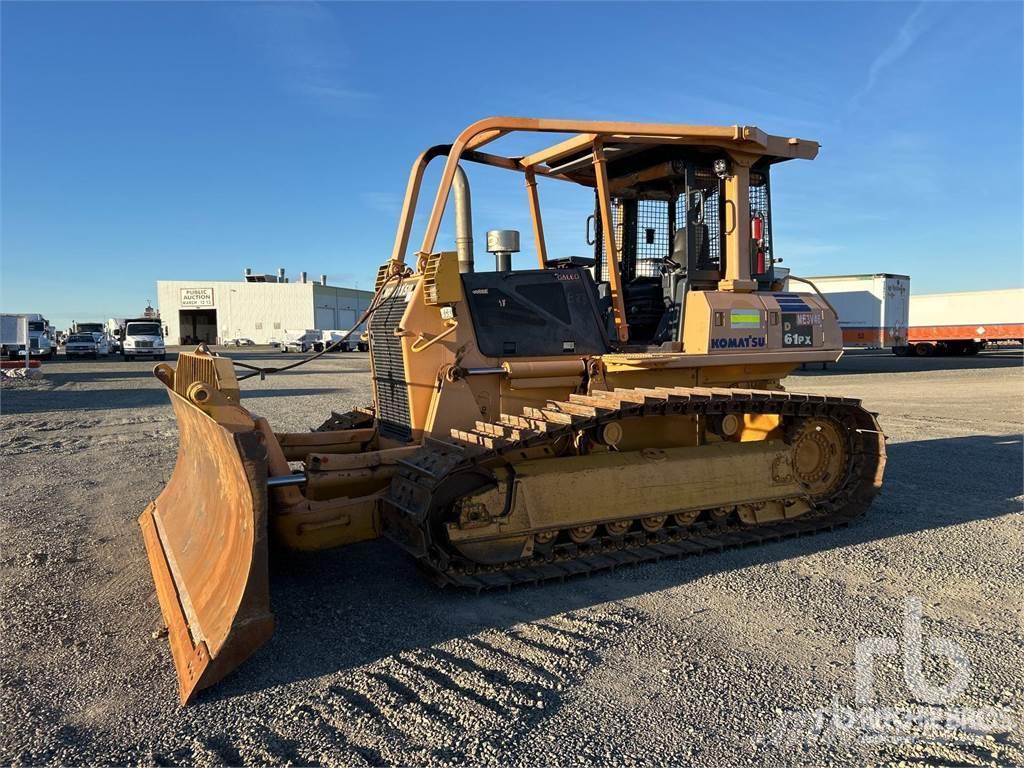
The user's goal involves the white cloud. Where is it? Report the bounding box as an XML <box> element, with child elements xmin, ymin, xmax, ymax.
<box><xmin>851</xmin><ymin>3</ymin><xmax>931</xmax><ymax>109</ymax></box>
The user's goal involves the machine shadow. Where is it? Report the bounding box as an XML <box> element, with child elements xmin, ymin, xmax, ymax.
<box><xmin>205</xmin><ymin>433</ymin><xmax>1024</xmax><ymax>704</ymax></box>
<box><xmin>0</xmin><ymin>387</ymin><xmax>346</xmax><ymax>415</ymax></box>
<box><xmin>39</xmin><ymin>369</ymin><xmax>157</xmax><ymax>384</ymax></box>
<box><xmin>797</xmin><ymin>348</ymin><xmax>1023</xmax><ymax>376</ymax></box>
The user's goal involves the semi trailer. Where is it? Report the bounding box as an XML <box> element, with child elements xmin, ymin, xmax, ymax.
<box><xmin>903</xmin><ymin>288</ymin><xmax>1024</xmax><ymax>355</ymax></box>
<box><xmin>803</xmin><ymin>274</ymin><xmax>910</xmax><ymax>351</ymax></box>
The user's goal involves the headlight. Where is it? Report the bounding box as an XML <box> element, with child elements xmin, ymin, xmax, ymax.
<box><xmin>155</xmin><ymin>339</ymin><xmax>165</xmax><ymax>347</ymax></box>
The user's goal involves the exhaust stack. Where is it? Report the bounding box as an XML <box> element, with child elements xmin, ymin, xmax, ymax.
<box><xmin>454</xmin><ymin>165</ymin><xmax>474</xmax><ymax>274</ymax></box>
<box><xmin>320</xmin><ymin>274</ymin><xmax>328</xmax><ymax>286</ymax></box>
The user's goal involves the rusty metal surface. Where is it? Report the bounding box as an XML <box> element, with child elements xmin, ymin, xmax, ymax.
<box><xmin>139</xmin><ymin>386</ymin><xmax>273</xmax><ymax>704</ymax></box>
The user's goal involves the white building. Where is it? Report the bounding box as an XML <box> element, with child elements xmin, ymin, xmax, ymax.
<box><xmin>156</xmin><ymin>269</ymin><xmax>373</xmax><ymax>345</ymax></box>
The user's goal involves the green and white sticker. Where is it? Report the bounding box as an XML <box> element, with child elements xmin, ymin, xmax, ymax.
<box><xmin>730</xmin><ymin>309</ymin><xmax>763</xmax><ymax>329</ymax></box>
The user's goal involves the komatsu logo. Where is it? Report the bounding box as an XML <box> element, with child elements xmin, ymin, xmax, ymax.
<box><xmin>711</xmin><ymin>335</ymin><xmax>767</xmax><ymax>350</ymax></box>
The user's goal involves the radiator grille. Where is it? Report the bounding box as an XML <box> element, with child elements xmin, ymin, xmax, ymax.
<box><xmin>369</xmin><ymin>284</ymin><xmax>413</xmax><ymax>442</ymax></box>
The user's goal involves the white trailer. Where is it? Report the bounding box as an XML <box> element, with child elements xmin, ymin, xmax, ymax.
<box><xmin>907</xmin><ymin>288</ymin><xmax>1024</xmax><ymax>355</ymax></box>
<box><xmin>803</xmin><ymin>274</ymin><xmax>910</xmax><ymax>350</ymax></box>
<box><xmin>1</xmin><ymin>314</ymin><xmax>29</xmax><ymax>359</ymax></box>
<box><xmin>2</xmin><ymin>313</ymin><xmax>56</xmax><ymax>359</ymax></box>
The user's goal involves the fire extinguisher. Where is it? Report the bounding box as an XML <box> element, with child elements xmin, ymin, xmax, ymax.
<box><xmin>751</xmin><ymin>213</ymin><xmax>766</xmax><ymax>274</ymax></box>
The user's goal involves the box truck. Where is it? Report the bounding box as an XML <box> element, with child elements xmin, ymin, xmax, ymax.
<box><xmin>121</xmin><ymin>318</ymin><xmax>166</xmax><ymax>361</ymax></box>
<box><xmin>804</xmin><ymin>274</ymin><xmax>910</xmax><ymax>351</ymax></box>
<box><xmin>2</xmin><ymin>313</ymin><xmax>56</xmax><ymax>359</ymax></box>
<box><xmin>906</xmin><ymin>288</ymin><xmax>1024</xmax><ymax>355</ymax></box>
<box><xmin>1</xmin><ymin>314</ymin><xmax>29</xmax><ymax>360</ymax></box>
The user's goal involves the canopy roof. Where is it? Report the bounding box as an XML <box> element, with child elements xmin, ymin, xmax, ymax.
<box><xmin>451</xmin><ymin>117</ymin><xmax>819</xmax><ymax>186</ymax></box>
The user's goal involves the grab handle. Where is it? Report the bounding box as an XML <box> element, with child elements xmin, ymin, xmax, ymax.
<box><xmin>410</xmin><ymin>319</ymin><xmax>458</xmax><ymax>353</ymax></box>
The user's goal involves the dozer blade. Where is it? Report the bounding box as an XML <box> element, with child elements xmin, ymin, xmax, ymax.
<box><xmin>139</xmin><ymin>379</ymin><xmax>273</xmax><ymax>704</ymax></box>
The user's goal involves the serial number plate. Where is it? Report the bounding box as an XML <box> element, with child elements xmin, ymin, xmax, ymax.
<box><xmin>782</xmin><ymin>313</ymin><xmax>814</xmax><ymax>347</ymax></box>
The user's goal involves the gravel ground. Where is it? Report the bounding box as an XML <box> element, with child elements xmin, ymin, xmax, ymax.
<box><xmin>1</xmin><ymin>347</ymin><xmax>1022</xmax><ymax>766</ymax></box>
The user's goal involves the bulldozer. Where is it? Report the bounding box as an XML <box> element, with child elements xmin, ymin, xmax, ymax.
<box><xmin>140</xmin><ymin>117</ymin><xmax>886</xmax><ymax>704</ymax></box>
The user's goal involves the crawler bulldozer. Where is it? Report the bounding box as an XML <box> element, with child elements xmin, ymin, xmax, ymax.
<box><xmin>140</xmin><ymin>117</ymin><xmax>886</xmax><ymax>703</ymax></box>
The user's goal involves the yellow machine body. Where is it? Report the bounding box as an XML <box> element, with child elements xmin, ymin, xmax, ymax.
<box><xmin>140</xmin><ymin>118</ymin><xmax>885</xmax><ymax>704</ymax></box>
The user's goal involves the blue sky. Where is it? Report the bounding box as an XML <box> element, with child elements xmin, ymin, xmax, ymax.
<box><xmin>2</xmin><ymin>1</ymin><xmax>1022</xmax><ymax>329</ymax></box>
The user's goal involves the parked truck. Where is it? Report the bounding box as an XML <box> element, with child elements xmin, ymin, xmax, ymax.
<box><xmin>106</xmin><ymin>318</ymin><xmax>126</xmax><ymax>352</ymax></box>
<box><xmin>69</xmin><ymin>321</ymin><xmax>112</xmax><ymax>356</ymax></box>
<box><xmin>904</xmin><ymin>288</ymin><xmax>1024</xmax><ymax>356</ymax></box>
<box><xmin>804</xmin><ymin>274</ymin><xmax>910</xmax><ymax>351</ymax></box>
<box><xmin>319</xmin><ymin>329</ymin><xmax>368</xmax><ymax>353</ymax></box>
<box><xmin>70</xmin><ymin>321</ymin><xmax>105</xmax><ymax>336</ymax></box>
<box><xmin>121</xmin><ymin>317</ymin><xmax>167</xmax><ymax>361</ymax></box>
<box><xmin>64</xmin><ymin>332</ymin><xmax>101</xmax><ymax>359</ymax></box>
<box><xmin>281</xmin><ymin>329</ymin><xmax>321</xmax><ymax>353</ymax></box>
<box><xmin>2</xmin><ymin>313</ymin><xmax>56</xmax><ymax>359</ymax></box>
<box><xmin>1</xmin><ymin>314</ymin><xmax>29</xmax><ymax>360</ymax></box>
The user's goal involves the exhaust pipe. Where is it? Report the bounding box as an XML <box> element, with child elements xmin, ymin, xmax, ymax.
<box><xmin>453</xmin><ymin>165</ymin><xmax>474</xmax><ymax>273</ymax></box>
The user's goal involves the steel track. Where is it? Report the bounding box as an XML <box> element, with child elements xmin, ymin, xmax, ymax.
<box><xmin>384</xmin><ymin>385</ymin><xmax>886</xmax><ymax>590</ymax></box>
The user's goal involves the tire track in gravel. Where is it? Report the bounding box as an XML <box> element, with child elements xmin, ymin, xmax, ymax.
<box><xmin>150</xmin><ymin>724</ymin><xmax>310</xmax><ymax>767</ymax></box>
<box><xmin>0</xmin><ymin>416</ymin><xmax>176</xmax><ymax>456</ymax></box>
<box><xmin>254</xmin><ymin>608</ymin><xmax>648</xmax><ymax>766</ymax></box>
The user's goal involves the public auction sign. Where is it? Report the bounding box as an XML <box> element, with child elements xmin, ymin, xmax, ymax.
<box><xmin>180</xmin><ymin>288</ymin><xmax>214</xmax><ymax>307</ymax></box>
